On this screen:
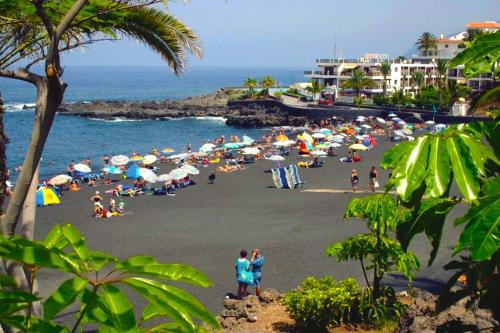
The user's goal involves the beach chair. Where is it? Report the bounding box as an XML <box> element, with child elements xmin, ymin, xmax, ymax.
<box><xmin>271</xmin><ymin>169</ymin><xmax>281</xmax><ymax>189</ymax></box>
<box><xmin>272</xmin><ymin>167</ymin><xmax>293</xmax><ymax>189</ymax></box>
<box><xmin>289</xmin><ymin>164</ymin><xmax>306</xmax><ymax>188</ymax></box>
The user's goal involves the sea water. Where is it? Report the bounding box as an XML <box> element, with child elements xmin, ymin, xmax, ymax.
<box><xmin>2</xmin><ymin>66</ymin><xmax>304</xmax><ymax>179</ymax></box>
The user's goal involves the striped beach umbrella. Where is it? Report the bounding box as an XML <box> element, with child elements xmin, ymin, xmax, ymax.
<box><xmin>48</xmin><ymin>174</ymin><xmax>72</xmax><ymax>186</ymax></box>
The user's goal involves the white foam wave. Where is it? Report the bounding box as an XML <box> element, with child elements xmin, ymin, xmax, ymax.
<box><xmin>4</xmin><ymin>103</ymin><xmax>36</xmax><ymax>112</ymax></box>
<box><xmin>87</xmin><ymin>117</ymin><xmax>149</xmax><ymax>123</ymax></box>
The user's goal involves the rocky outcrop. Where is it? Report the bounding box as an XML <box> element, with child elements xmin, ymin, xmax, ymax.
<box><xmin>213</xmin><ymin>289</ymin><xmax>282</xmax><ymax>332</ymax></box>
<box><xmin>57</xmin><ymin>90</ymin><xmax>308</xmax><ymax>128</ymax></box>
<box><xmin>396</xmin><ymin>289</ymin><xmax>498</xmax><ymax>333</ymax></box>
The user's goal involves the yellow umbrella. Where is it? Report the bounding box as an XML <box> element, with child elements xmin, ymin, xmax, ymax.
<box><xmin>297</xmin><ymin>132</ymin><xmax>314</xmax><ymax>144</ymax></box>
<box><xmin>130</xmin><ymin>155</ymin><xmax>144</xmax><ymax>161</ymax></box>
<box><xmin>349</xmin><ymin>144</ymin><xmax>368</xmax><ymax>151</ymax></box>
<box><xmin>162</xmin><ymin>147</ymin><xmax>174</xmax><ymax>153</ymax></box>
<box><xmin>276</xmin><ymin>134</ymin><xmax>288</xmax><ymax>142</ymax></box>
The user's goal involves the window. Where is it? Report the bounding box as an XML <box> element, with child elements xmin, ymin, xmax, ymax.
<box><xmin>445</xmin><ymin>44</ymin><xmax>448</xmax><ymax>48</ymax></box>
<box><xmin>394</xmin><ymin>80</ymin><xmax>398</xmax><ymax>85</ymax></box>
<box><xmin>394</xmin><ymin>67</ymin><xmax>398</xmax><ymax>72</ymax></box>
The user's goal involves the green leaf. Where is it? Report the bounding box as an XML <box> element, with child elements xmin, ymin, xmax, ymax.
<box><xmin>121</xmin><ymin>264</ymin><xmax>212</xmax><ymax>288</ymax></box>
<box><xmin>0</xmin><ymin>274</ymin><xmax>18</xmax><ymax>288</ymax></box>
<box><xmin>458</xmin><ymin>132</ymin><xmax>498</xmax><ymax>177</ymax></box>
<box><xmin>6</xmin><ymin>246</ymin><xmax>80</xmax><ymax>273</ymax></box>
<box><xmin>115</xmin><ymin>256</ymin><xmax>159</xmax><ymax>270</ymax></box>
<box><xmin>62</xmin><ymin>224</ymin><xmax>89</xmax><ymax>264</ymax></box>
<box><xmin>344</xmin><ymin>194</ymin><xmax>399</xmax><ymax>230</ymax></box>
<box><xmin>80</xmin><ymin>290</ymin><xmax>115</xmax><ymax>329</ymax></box>
<box><xmin>89</xmin><ymin>251</ymin><xmax>117</xmax><ymax>270</ymax></box>
<box><xmin>446</xmin><ymin>136</ymin><xmax>481</xmax><ymax>202</ymax></box>
<box><xmin>425</xmin><ymin>136</ymin><xmax>451</xmax><ymax>197</ymax></box>
<box><xmin>29</xmin><ymin>318</ymin><xmax>70</xmax><ymax>333</ymax></box>
<box><xmin>380</xmin><ymin>140</ymin><xmax>414</xmax><ymax>169</ymax></box>
<box><xmin>43</xmin><ymin>225</ymin><xmax>68</xmax><ymax>249</ymax></box>
<box><xmin>100</xmin><ymin>284</ymin><xmax>139</xmax><ymax>333</ymax></box>
<box><xmin>455</xmin><ymin>196</ymin><xmax>500</xmax><ymax>261</ymax></box>
<box><xmin>43</xmin><ymin>277</ymin><xmax>87</xmax><ymax>320</ymax></box>
<box><xmin>0</xmin><ymin>290</ymin><xmax>40</xmax><ymax>303</ymax></box>
<box><xmin>482</xmin><ymin>177</ymin><xmax>500</xmax><ymax>197</ymax></box>
<box><xmin>396</xmin><ymin>136</ymin><xmax>430</xmax><ymax>201</ymax></box>
<box><xmin>123</xmin><ymin>277</ymin><xmax>218</xmax><ymax>329</ymax></box>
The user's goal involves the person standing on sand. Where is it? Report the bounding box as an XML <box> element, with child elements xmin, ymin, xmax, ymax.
<box><xmin>250</xmin><ymin>249</ymin><xmax>265</xmax><ymax>297</ymax></box>
<box><xmin>91</xmin><ymin>191</ymin><xmax>103</xmax><ymax>217</ymax></box>
<box><xmin>368</xmin><ymin>166</ymin><xmax>378</xmax><ymax>192</ymax></box>
<box><xmin>351</xmin><ymin>169</ymin><xmax>359</xmax><ymax>193</ymax></box>
<box><xmin>235</xmin><ymin>249</ymin><xmax>253</xmax><ymax>298</ymax></box>
<box><xmin>208</xmin><ymin>171</ymin><xmax>216</xmax><ymax>184</ymax></box>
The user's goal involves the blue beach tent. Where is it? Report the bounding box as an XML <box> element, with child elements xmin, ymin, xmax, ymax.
<box><xmin>36</xmin><ymin>187</ymin><xmax>61</xmax><ymax>207</ymax></box>
<box><xmin>126</xmin><ymin>164</ymin><xmax>141</xmax><ymax>179</ymax></box>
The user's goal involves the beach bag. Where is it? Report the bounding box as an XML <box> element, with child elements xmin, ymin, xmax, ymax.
<box><xmin>374</xmin><ymin>181</ymin><xmax>380</xmax><ymax>188</ymax></box>
<box><xmin>237</xmin><ymin>270</ymin><xmax>254</xmax><ymax>286</ymax></box>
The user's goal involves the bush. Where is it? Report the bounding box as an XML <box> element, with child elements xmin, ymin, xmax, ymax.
<box><xmin>282</xmin><ymin>276</ymin><xmax>360</xmax><ymax>332</ymax></box>
<box><xmin>373</xmin><ymin>95</ymin><xmax>392</xmax><ymax>106</ymax></box>
<box><xmin>274</xmin><ymin>91</ymin><xmax>283</xmax><ymax>99</ymax></box>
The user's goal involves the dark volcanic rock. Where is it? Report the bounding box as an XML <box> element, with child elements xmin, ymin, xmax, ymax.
<box><xmin>58</xmin><ymin>90</ymin><xmax>308</xmax><ymax>128</ymax></box>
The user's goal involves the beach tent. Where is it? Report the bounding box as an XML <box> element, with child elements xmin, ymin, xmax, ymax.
<box><xmin>36</xmin><ymin>187</ymin><xmax>61</xmax><ymax>207</ymax></box>
<box><xmin>126</xmin><ymin>164</ymin><xmax>141</xmax><ymax>179</ymax></box>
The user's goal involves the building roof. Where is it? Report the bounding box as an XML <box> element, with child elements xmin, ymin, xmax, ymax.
<box><xmin>466</xmin><ymin>21</ymin><xmax>500</xmax><ymax>29</ymax></box>
<box><xmin>436</xmin><ymin>38</ymin><xmax>464</xmax><ymax>44</ymax></box>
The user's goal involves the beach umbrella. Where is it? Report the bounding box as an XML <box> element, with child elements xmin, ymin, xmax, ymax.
<box><xmin>242</xmin><ymin>147</ymin><xmax>260</xmax><ymax>155</ymax></box>
<box><xmin>329</xmin><ymin>142</ymin><xmax>341</xmax><ymax>148</ymax></box>
<box><xmin>142</xmin><ymin>155</ymin><xmax>158</xmax><ymax>165</ymax></box>
<box><xmin>36</xmin><ymin>187</ymin><xmax>61</xmax><ymax>207</ymax></box>
<box><xmin>320</xmin><ymin>128</ymin><xmax>332</xmax><ymax>135</ymax></box>
<box><xmin>130</xmin><ymin>155</ymin><xmax>144</xmax><ymax>162</ymax></box>
<box><xmin>267</xmin><ymin>155</ymin><xmax>285</xmax><ymax>161</ymax></box>
<box><xmin>73</xmin><ymin>163</ymin><xmax>91</xmax><ymax>173</ymax></box>
<box><xmin>276</xmin><ymin>134</ymin><xmax>288</xmax><ymax>142</ymax></box>
<box><xmin>310</xmin><ymin>150</ymin><xmax>327</xmax><ymax>156</ymax></box>
<box><xmin>349</xmin><ymin>144</ymin><xmax>368</xmax><ymax>151</ymax></box>
<box><xmin>397</xmin><ymin>120</ymin><xmax>407</xmax><ymax>125</ymax></box>
<box><xmin>355</xmin><ymin>135</ymin><xmax>364</xmax><ymax>141</ymax></box>
<box><xmin>157</xmin><ymin>174</ymin><xmax>172</xmax><ymax>182</ymax></box>
<box><xmin>126</xmin><ymin>164</ymin><xmax>141</xmax><ymax>179</ymax></box>
<box><xmin>224</xmin><ymin>142</ymin><xmax>240</xmax><ymax>149</ymax></box>
<box><xmin>102</xmin><ymin>166</ymin><xmax>123</xmax><ymax>175</ymax></box>
<box><xmin>48</xmin><ymin>174</ymin><xmax>72</xmax><ymax>186</ymax></box>
<box><xmin>312</xmin><ymin>133</ymin><xmax>326</xmax><ymax>139</ymax></box>
<box><xmin>407</xmin><ymin>136</ymin><xmax>415</xmax><ymax>141</ymax></box>
<box><xmin>332</xmin><ymin>135</ymin><xmax>344</xmax><ymax>143</ymax></box>
<box><xmin>394</xmin><ymin>130</ymin><xmax>405</xmax><ymax>137</ymax></box>
<box><xmin>169</xmin><ymin>168</ymin><xmax>188</xmax><ymax>180</ymax></box>
<box><xmin>402</xmin><ymin>128</ymin><xmax>413</xmax><ymax>135</ymax></box>
<box><xmin>111</xmin><ymin>155</ymin><xmax>129</xmax><ymax>166</ymax></box>
<box><xmin>199</xmin><ymin>143</ymin><xmax>216</xmax><ymax>153</ymax></box>
<box><xmin>376</xmin><ymin>117</ymin><xmax>386</xmax><ymax>124</ymax></box>
<box><xmin>425</xmin><ymin>120</ymin><xmax>435</xmax><ymax>125</ymax></box>
<box><xmin>242</xmin><ymin>135</ymin><xmax>255</xmax><ymax>145</ymax></box>
<box><xmin>162</xmin><ymin>147</ymin><xmax>175</xmax><ymax>153</ymax></box>
<box><xmin>182</xmin><ymin>164</ymin><xmax>200</xmax><ymax>175</ymax></box>
<box><xmin>392</xmin><ymin>117</ymin><xmax>401</xmax><ymax>122</ymax></box>
<box><xmin>361</xmin><ymin>124</ymin><xmax>371</xmax><ymax>129</ymax></box>
<box><xmin>388</xmin><ymin>113</ymin><xmax>397</xmax><ymax>117</ymax></box>
<box><xmin>297</xmin><ymin>132</ymin><xmax>314</xmax><ymax>143</ymax></box>
<box><xmin>314</xmin><ymin>143</ymin><xmax>330</xmax><ymax>149</ymax></box>
<box><xmin>139</xmin><ymin>168</ymin><xmax>158</xmax><ymax>183</ymax></box>
<box><xmin>169</xmin><ymin>153</ymin><xmax>189</xmax><ymax>161</ymax></box>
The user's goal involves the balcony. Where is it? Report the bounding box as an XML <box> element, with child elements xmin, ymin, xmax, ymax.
<box><xmin>315</xmin><ymin>58</ymin><xmax>403</xmax><ymax>65</ymax></box>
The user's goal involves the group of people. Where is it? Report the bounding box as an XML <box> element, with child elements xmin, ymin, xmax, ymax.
<box><xmin>90</xmin><ymin>190</ymin><xmax>125</xmax><ymax>218</ymax></box>
<box><xmin>235</xmin><ymin>249</ymin><xmax>265</xmax><ymax>298</ymax></box>
<box><xmin>351</xmin><ymin>166</ymin><xmax>378</xmax><ymax>193</ymax></box>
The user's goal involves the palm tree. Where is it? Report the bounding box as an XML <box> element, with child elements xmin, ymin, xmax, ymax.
<box><xmin>305</xmin><ymin>79</ymin><xmax>324</xmax><ymax>101</ymax></box>
<box><xmin>380</xmin><ymin>62</ymin><xmax>391</xmax><ymax>96</ymax></box>
<box><xmin>260</xmin><ymin>76</ymin><xmax>276</xmax><ymax>96</ymax></box>
<box><xmin>243</xmin><ymin>78</ymin><xmax>257</xmax><ymax>93</ymax></box>
<box><xmin>414</xmin><ymin>71</ymin><xmax>425</xmax><ymax>96</ymax></box>
<box><xmin>391</xmin><ymin>88</ymin><xmax>412</xmax><ymax>111</ymax></box>
<box><xmin>467</xmin><ymin>29</ymin><xmax>484</xmax><ymax>42</ymax></box>
<box><xmin>341</xmin><ymin>69</ymin><xmax>375</xmax><ymax>96</ymax></box>
<box><xmin>416</xmin><ymin>32</ymin><xmax>437</xmax><ymax>56</ymax></box>
<box><xmin>435</xmin><ymin>59</ymin><xmax>448</xmax><ymax>104</ymax></box>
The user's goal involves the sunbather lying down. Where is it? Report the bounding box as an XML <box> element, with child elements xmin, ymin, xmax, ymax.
<box><xmin>340</xmin><ymin>156</ymin><xmax>362</xmax><ymax>163</ymax></box>
<box><xmin>217</xmin><ymin>164</ymin><xmax>245</xmax><ymax>173</ymax></box>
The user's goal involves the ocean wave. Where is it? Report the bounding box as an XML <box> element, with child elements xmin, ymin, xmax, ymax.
<box><xmin>87</xmin><ymin>117</ymin><xmax>149</xmax><ymax>123</ymax></box>
<box><xmin>4</xmin><ymin>103</ymin><xmax>36</xmax><ymax>112</ymax></box>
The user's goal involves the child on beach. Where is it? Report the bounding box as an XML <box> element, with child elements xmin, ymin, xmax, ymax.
<box><xmin>235</xmin><ymin>249</ymin><xmax>253</xmax><ymax>298</ymax></box>
<box><xmin>351</xmin><ymin>169</ymin><xmax>359</xmax><ymax>193</ymax></box>
<box><xmin>117</xmin><ymin>199</ymin><xmax>125</xmax><ymax>215</ymax></box>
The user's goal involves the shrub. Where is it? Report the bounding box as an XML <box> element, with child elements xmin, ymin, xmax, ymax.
<box><xmin>282</xmin><ymin>276</ymin><xmax>360</xmax><ymax>332</ymax></box>
<box><xmin>373</xmin><ymin>95</ymin><xmax>392</xmax><ymax>106</ymax></box>
<box><xmin>274</xmin><ymin>91</ymin><xmax>283</xmax><ymax>99</ymax></box>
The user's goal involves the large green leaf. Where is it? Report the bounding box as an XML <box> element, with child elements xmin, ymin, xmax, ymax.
<box><xmin>123</xmin><ymin>277</ymin><xmax>218</xmax><ymax>329</ymax></box>
<box><xmin>122</xmin><ymin>264</ymin><xmax>212</xmax><ymax>288</ymax></box>
<box><xmin>43</xmin><ymin>225</ymin><xmax>69</xmax><ymax>250</ymax></box>
<box><xmin>62</xmin><ymin>224</ymin><xmax>89</xmax><ymax>264</ymax></box>
<box><xmin>80</xmin><ymin>290</ymin><xmax>115</xmax><ymax>329</ymax></box>
<box><xmin>380</xmin><ymin>140</ymin><xmax>415</xmax><ymax>170</ymax></box>
<box><xmin>0</xmin><ymin>290</ymin><xmax>39</xmax><ymax>303</ymax></box>
<box><xmin>344</xmin><ymin>194</ymin><xmax>399</xmax><ymax>230</ymax></box>
<box><xmin>6</xmin><ymin>246</ymin><xmax>80</xmax><ymax>273</ymax></box>
<box><xmin>446</xmin><ymin>136</ymin><xmax>480</xmax><ymax>202</ymax></box>
<box><xmin>395</xmin><ymin>136</ymin><xmax>430</xmax><ymax>201</ymax></box>
<box><xmin>89</xmin><ymin>251</ymin><xmax>117</xmax><ymax>270</ymax></box>
<box><xmin>43</xmin><ymin>277</ymin><xmax>87</xmax><ymax>320</ymax></box>
<box><xmin>455</xmin><ymin>196</ymin><xmax>500</xmax><ymax>261</ymax></box>
<box><xmin>425</xmin><ymin>136</ymin><xmax>451</xmax><ymax>197</ymax></box>
<box><xmin>100</xmin><ymin>284</ymin><xmax>139</xmax><ymax>333</ymax></box>
<box><xmin>458</xmin><ymin>132</ymin><xmax>498</xmax><ymax>177</ymax></box>
<box><xmin>121</xmin><ymin>278</ymin><xmax>196</xmax><ymax>333</ymax></box>
<box><xmin>115</xmin><ymin>256</ymin><xmax>160</xmax><ymax>270</ymax></box>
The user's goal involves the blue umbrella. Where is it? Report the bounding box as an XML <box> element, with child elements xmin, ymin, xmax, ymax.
<box><xmin>103</xmin><ymin>166</ymin><xmax>123</xmax><ymax>175</ymax></box>
<box><xmin>126</xmin><ymin>164</ymin><xmax>141</xmax><ymax>179</ymax></box>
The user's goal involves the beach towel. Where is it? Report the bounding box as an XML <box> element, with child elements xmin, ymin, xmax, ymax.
<box><xmin>289</xmin><ymin>164</ymin><xmax>306</xmax><ymax>188</ymax></box>
<box><xmin>273</xmin><ymin>167</ymin><xmax>294</xmax><ymax>189</ymax></box>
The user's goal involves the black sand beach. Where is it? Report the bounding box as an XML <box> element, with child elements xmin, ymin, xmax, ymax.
<box><xmin>32</xmin><ymin>138</ymin><xmax>464</xmax><ymax>317</ymax></box>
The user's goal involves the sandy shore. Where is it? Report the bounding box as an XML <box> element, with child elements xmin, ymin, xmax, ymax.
<box><xmin>32</xmin><ymin>137</ymin><xmax>464</xmax><ymax>317</ymax></box>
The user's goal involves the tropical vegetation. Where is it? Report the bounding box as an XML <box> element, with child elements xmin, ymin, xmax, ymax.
<box><xmin>305</xmin><ymin>79</ymin><xmax>324</xmax><ymax>101</ymax></box>
<box><xmin>380</xmin><ymin>62</ymin><xmax>391</xmax><ymax>96</ymax></box>
<box><xmin>416</xmin><ymin>32</ymin><xmax>437</xmax><ymax>57</ymax></box>
<box><xmin>243</xmin><ymin>78</ymin><xmax>258</xmax><ymax>93</ymax></box>
<box><xmin>260</xmin><ymin>75</ymin><xmax>276</xmax><ymax>95</ymax></box>
<box><xmin>341</xmin><ymin>69</ymin><xmax>375</xmax><ymax>96</ymax></box>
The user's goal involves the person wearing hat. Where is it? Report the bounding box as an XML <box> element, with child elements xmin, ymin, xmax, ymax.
<box><xmin>90</xmin><ymin>191</ymin><xmax>103</xmax><ymax>217</ymax></box>
<box><xmin>351</xmin><ymin>169</ymin><xmax>359</xmax><ymax>193</ymax></box>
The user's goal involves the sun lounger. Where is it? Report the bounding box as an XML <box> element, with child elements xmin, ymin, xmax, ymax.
<box><xmin>289</xmin><ymin>164</ymin><xmax>306</xmax><ymax>188</ymax></box>
<box><xmin>271</xmin><ymin>167</ymin><xmax>294</xmax><ymax>189</ymax></box>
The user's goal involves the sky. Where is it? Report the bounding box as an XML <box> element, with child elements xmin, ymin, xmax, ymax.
<box><xmin>63</xmin><ymin>0</ymin><xmax>499</xmax><ymax>68</ymax></box>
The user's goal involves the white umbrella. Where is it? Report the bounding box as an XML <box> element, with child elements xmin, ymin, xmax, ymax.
<box><xmin>376</xmin><ymin>117</ymin><xmax>386</xmax><ymax>124</ymax></box>
<box><xmin>312</xmin><ymin>133</ymin><xmax>326</xmax><ymax>139</ymax></box>
<box><xmin>157</xmin><ymin>174</ymin><xmax>172</xmax><ymax>182</ymax></box>
<box><xmin>139</xmin><ymin>168</ymin><xmax>158</xmax><ymax>183</ymax></box>
<box><xmin>242</xmin><ymin>147</ymin><xmax>260</xmax><ymax>155</ymax></box>
<box><xmin>357</xmin><ymin>115</ymin><xmax>366</xmax><ymax>119</ymax></box>
<box><xmin>73</xmin><ymin>163</ymin><xmax>91</xmax><ymax>173</ymax></box>
<box><xmin>199</xmin><ymin>143</ymin><xmax>216</xmax><ymax>153</ymax></box>
<box><xmin>397</xmin><ymin>120</ymin><xmax>407</xmax><ymax>125</ymax></box>
<box><xmin>142</xmin><ymin>155</ymin><xmax>158</xmax><ymax>165</ymax></box>
<box><xmin>407</xmin><ymin>136</ymin><xmax>415</xmax><ymax>141</ymax></box>
<box><xmin>388</xmin><ymin>113</ymin><xmax>397</xmax><ymax>117</ymax></box>
<box><xmin>361</xmin><ymin>124</ymin><xmax>371</xmax><ymax>129</ymax></box>
<box><xmin>111</xmin><ymin>155</ymin><xmax>129</xmax><ymax>166</ymax></box>
<box><xmin>329</xmin><ymin>142</ymin><xmax>341</xmax><ymax>148</ymax></box>
<box><xmin>394</xmin><ymin>130</ymin><xmax>405</xmax><ymax>137</ymax></box>
<box><xmin>182</xmin><ymin>164</ymin><xmax>200</xmax><ymax>175</ymax></box>
<box><xmin>356</xmin><ymin>118</ymin><xmax>365</xmax><ymax>122</ymax></box>
<box><xmin>349</xmin><ymin>144</ymin><xmax>368</xmax><ymax>151</ymax></box>
<box><xmin>267</xmin><ymin>155</ymin><xmax>285</xmax><ymax>161</ymax></box>
<box><xmin>310</xmin><ymin>150</ymin><xmax>327</xmax><ymax>156</ymax></box>
<box><xmin>48</xmin><ymin>174</ymin><xmax>72</xmax><ymax>185</ymax></box>
<box><xmin>169</xmin><ymin>168</ymin><xmax>189</xmax><ymax>180</ymax></box>
<box><xmin>169</xmin><ymin>153</ymin><xmax>189</xmax><ymax>160</ymax></box>
<box><xmin>425</xmin><ymin>120</ymin><xmax>435</xmax><ymax>125</ymax></box>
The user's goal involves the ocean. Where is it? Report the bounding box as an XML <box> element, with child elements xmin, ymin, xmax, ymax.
<box><xmin>1</xmin><ymin>66</ymin><xmax>305</xmax><ymax>179</ymax></box>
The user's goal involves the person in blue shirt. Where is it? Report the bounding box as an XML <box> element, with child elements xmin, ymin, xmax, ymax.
<box><xmin>250</xmin><ymin>248</ymin><xmax>265</xmax><ymax>297</ymax></box>
<box><xmin>235</xmin><ymin>249</ymin><xmax>252</xmax><ymax>298</ymax></box>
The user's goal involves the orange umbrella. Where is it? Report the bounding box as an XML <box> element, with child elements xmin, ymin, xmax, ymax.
<box><xmin>276</xmin><ymin>134</ymin><xmax>288</xmax><ymax>142</ymax></box>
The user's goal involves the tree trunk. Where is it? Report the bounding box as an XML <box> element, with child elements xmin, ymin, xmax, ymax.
<box><xmin>373</xmin><ymin>222</ymin><xmax>381</xmax><ymax>299</ymax></box>
<box><xmin>0</xmin><ymin>91</ymin><xmax>7</xmax><ymax>216</ymax></box>
<box><xmin>2</xmin><ymin>78</ymin><xmax>63</xmax><ymax>236</ymax></box>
